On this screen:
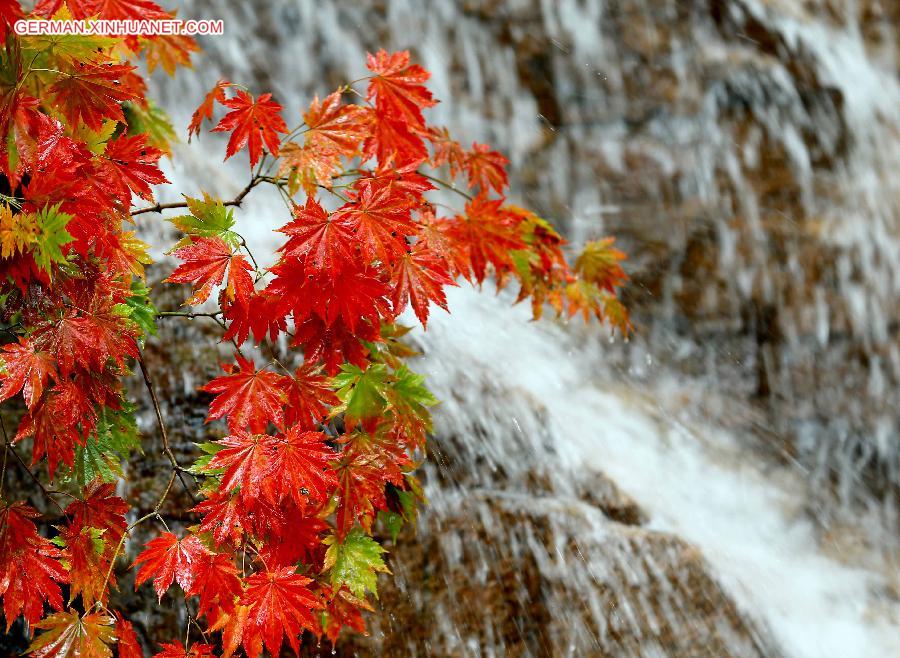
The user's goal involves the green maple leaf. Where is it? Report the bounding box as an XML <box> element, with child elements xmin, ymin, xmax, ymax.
<box><xmin>333</xmin><ymin>363</ymin><xmax>390</xmax><ymax>424</ymax></box>
<box><xmin>510</xmin><ymin>249</ymin><xmax>537</xmax><ymax>284</ymax></box>
<box><xmin>323</xmin><ymin>529</ymin><xmax>390</xmax><ymax>599</ymax></box>
<box><xmin>32</xmin><ymin>203</ymin><xmax>74</xmax><ymax>274</ymax></box>
<box><xmin>123</xmin><ymin>100</ymin><xmax>177</xmax><ymax>154</ymax></box>
<box><xmin>388</xmin><ymin>365</ymin><xmax>436</xmax><ymax>416</ymax></box>
<box><xmin>377</xmin><ymin>511</ymin><xmax>404</xmax><ymax>543</ymax></box>
<box><xmin>169</xmin><ymin>193</ymin><xmax>240</xmax><ymax>248</ymax></box>
<box><xmin>69</xmin><ymin>405</ymin><xmax>141</xmax><ymax>486</ymax></box>
<box><xmin>189</xmin><ymin>441</ymin><xmax>226</xmax><ymax>475</ymax></box>
<box><xmin>25</xmin><ymin>32</ymin><xmax>120</xmax><ymax>69</ymax></box>
<box><xmin>121</xmin><ymin>279</ymin><xmax>158</xmax><ymax>340</ymax></box>
<box><xmin>73</xmin><ymin>119</ymin><xmax>119</xmax><ymax>154</ymax></box>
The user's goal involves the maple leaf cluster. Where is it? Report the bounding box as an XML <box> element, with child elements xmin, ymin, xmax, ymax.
<box><xmin>0</xmin><ymin>4</ymin><xmax>630</xmax><ymax>655</ymax></box>
<box><xmin>0</xmin><ymin>0</ymin><xmax>198</xmax><ymax>656</ymax></box>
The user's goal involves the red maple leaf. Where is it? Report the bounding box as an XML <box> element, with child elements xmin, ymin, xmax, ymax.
<box><xmin>223</xmin><ymin>254</ymin><xmax>254</xmax><ymax>307</ymax></box>
<box><xmin>237</xmin><ymin>568</ymin><xmax>321</xmax><ymax>658</ymax></box>
<box><xmin>201</xmin><ymin>357</ymin><xmax>290</xmax><ymax>433</ymax></box>
<box><xmin>0</xmin><ymin>502</ymin><xmax>67</xmax><ymax>626</ymax></box>
<box><xmin>35</xmin><ymin>302</ymin><xmax>139</xmax><ymax>378</ymax></box>
<box><xmin>365</xmin><ymin>50</ymin><xmax>435</xmax><ymax>131</ymax></box>
<box><xmin>222</xmin><ymin>289</ymin><xmax>286</xmax><ymax>346</ymax></box>
<box><xmin>463</xmin><ymin>142</ymin><xmax>509</xmax><ymax>194</ymax></box>
<box><xmin>15</xmin><ymin>380</ymin><xmax>97</xmax><ymax>478</ymax></box>
<box><xmin>331</xmin><ymin>179</ymin><xmax>418</xmax><ymax>264</ymax></box>
<box><xmin>142</xmin><ymin>33</ymin><xmax>199</xmax><ymax>75</ymax></box>
<box><xmin>97</xmin><ymin>133</ymin><xmax>168</xmax><ymax>202</ymax></box>
<box><xmin>0</xmin><ymin>0</ymin><xmax>22</xmax><ymax>41</ymax></box>
<box><xmin>390</xmin><ymin>242</ymin><xmax>455</xmax><ymax>327</ymax></box>
<box><xmin>417</xmin><ymin>209</ymin><xmax>471</xmax><ymax>279</ymax></box>
<box><xmin>59</xmin><ymin>523</ymin><xmax>111</xmax><ymax>607</ymax></box>
<box><xmin>0</xmin><ymin>338</ymin><xmax>56</xmax><ymax>409</ymax></box>
<box><xmin>318</xmin><ymin>587</ymin><xmax>368</xmax><ymax>645</ymax></box>
<box><xmin>192</xmin><ymin>492</ymin><xmax>245</xmax><ymax>548</ymax></box>
<box><xmin>41</xmin><ymin>0</ymin><xmax>170</xmax><ymax>21</ymax></box>
<box><xmin>426</xmin><ymin>126</ymin><xmax>465</xmax><ymax>173</ymax></box>
<box><xmin>114</xmin><ymin>613</ymin><xmax>143</xmax><ymax>658</ymax></box>
<box><xmin>355</xmin><ymin>159</ymin><xmax>434</xmax><ymax>202</ymax></box>
<box><xmin>302</xmin><ymin>91</ymin><xmax>369</xmax><ymax>157</ymax></box>
<box><xmin>165</xmin><ymin>236</ymin><xmax>237</xmax><ymax>306</ymax></box>
<box><xmin>268</xmin><ymin>427</ymin><xmax>337</xmax><ymax>507</ymax></box>
<box><xmin>186</xmin><ymin>552</ymin><xmax>242</xmax><ymax>620</ymax></box>
<box><xmin>276</xmin><ymin>197</ymin><xmax>356</xmax><ymax>274</ymax></box>
<box><xmin>257</xmin><ymin>510</ymin><xmax>328</xmax><ymax>568</ymax></box>
<box><xmin>205</xmin><ymin>431</ymin><xmax>276</xmax><ymax>503</ymax></box>
<box><xmin>283</xmin><ymin>362</ymin><xmax>340</xmax><ymax>428</ymax></box>
<box><xmin>270</xmin><ymin>260</ymin><xmax>390</xmax><ymax>334</ymax></box>
<box><xmin>188</xmin><ymin>79</ymin><xmax>230</xmax><ymax>140</ymax></box>
<box><xmin>212</xmin><ymin>90</ymin><xmax>287</xmax><ymax>168</ymax></box>
<box><xmin>362</xmin><ymin>111</ymin><xmax>428</xmax><ymax>166</ymax></box>
<box><xmin>64</xmin><ymin>481</ymin><xmax>128</xmax><ymax>556</ymax></box>
<box><xmin>48</xmin><ymin>62</ymin><xmax>139</xmax><ymax>131</ymax></box>
<box><xmin>292</xmin><ymin>316</ymin><xmax>376</xmax><ymax>375</ymax></box>
<box><xmin>152</xmin><ymin>641</ymin><xmax>215</xmax><ymax>658</ymax></box>
<box><xmin>333</xmin><ymin>439</ymin><xmax>407</xmax><ymax>536</ymax></box>
<box><xmin>133</xmin><ymin>532</ymin><xmax>206</xmax><ymax>600</ymax></box>
<box><xmin>448</xmin><ymin>194</ymin><xmax>526</xmax><ymax>283</ymax></box>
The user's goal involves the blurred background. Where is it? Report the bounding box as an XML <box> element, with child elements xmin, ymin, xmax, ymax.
<box><xmin>14</xmin><ymin>1</ymin><xmax>900</xmax><ymax>656</ymax></box>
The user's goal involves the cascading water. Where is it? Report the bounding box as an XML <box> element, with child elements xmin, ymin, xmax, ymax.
<box><xmin>138</xmin><ymin>0</ymin><xmax>900</xmax><ymax>655</ymax></box>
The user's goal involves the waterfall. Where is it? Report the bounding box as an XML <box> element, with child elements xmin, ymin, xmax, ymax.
<box><xmin>140</xmin><ymin>1</ymin><xmax>900</xmax><ymax>655</ymax></box>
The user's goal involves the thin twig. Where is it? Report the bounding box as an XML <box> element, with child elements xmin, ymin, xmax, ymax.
<box><xmin>157</xmin><ymin>311</ymin><xmax>223</xmax><ymax>320</ymax></box>
<box><xmin>137</xmin><ymin>353</ymin><xmax>197</xmax><ymax>504</ymax></box>
<box><xmin>94</xmin><ymin>469</ymin><xmax>178</xmax><ymax>609</ymax></box>
<box><xmin>421</xmin><ymin>172</ymin><xmax>474</xmax><ymax>201</ymax></box>
<box><xmin>131</xmin><ymin>175</ymin><xmax>262</xmax><ymax>216</ymax></box>
<box><xmin>0</xmin><ymin>442</ymin><xmax>8</xmax><ymax>496</ymax></box>
<box><xmin>0</xmin><ymin>416</ymin><xmax>65</xmax><ymax>514</ymax></box>
<box><xmin>237</xmin><ymin>235</ymin><xmax>261</xmax><ymax>272</ymax></box>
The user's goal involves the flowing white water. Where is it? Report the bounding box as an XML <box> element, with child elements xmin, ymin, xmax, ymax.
<box><xmin>411</xmin><ymin>286</ymin><xmax>900</xmax><ymax>658</ymax></box>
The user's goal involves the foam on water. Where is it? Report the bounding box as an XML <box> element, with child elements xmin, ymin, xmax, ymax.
<box><xmin>414</xmin><ymin>285</ymin><xmax>900</xmax><ymax>658</ymax></box>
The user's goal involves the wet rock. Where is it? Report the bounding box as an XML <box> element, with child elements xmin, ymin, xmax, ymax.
<box><xmin>338</xmin><ymin>494</ymin><xmax>779</xmax><ymax>657</ymax></box>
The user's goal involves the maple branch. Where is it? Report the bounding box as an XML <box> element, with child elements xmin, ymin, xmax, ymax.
<box><xmin>237</xmin><ymin>235</ymin><xmax>261</xmax><ymax>273</ymax></box>
<box><xmin>137</xmin><ymin>353</ymin><xmax>198</xmax><ymax>504</ymax></box>
<box><xmin>131</xmin><ymin>175</ymin><xmax>263</xmax><ymax>216</ymax></box>
<box><xmin>0</xmin><ymin>443</ymin><xmax>7</xmax><ymax>496</ymax></box>
<box><xmin>421</xmin><ymin>172</ymin><xmax>474</xmax><ymax>201</ymax></box>
<box><xmin>319</xmin><ymin>184</ymin><xmax>350</xmax><ymax>203</ymax></box>
<box><xmin>257</xmin><ymin>175</ymin><xmax>295</xmax><ymax>211</ymax></box>
<box><xmin>157</xmin><ymin>310</ymin><xmax>223</xmax><ymax>319</ymax></box>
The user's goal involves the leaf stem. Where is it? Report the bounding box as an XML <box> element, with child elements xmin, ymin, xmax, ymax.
<box><xmin>421</xmin><ymin>172</ymin><xmax>473</xmax><ymax>201</ymax></box>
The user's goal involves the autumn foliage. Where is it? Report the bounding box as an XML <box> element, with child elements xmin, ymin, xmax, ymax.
<box><xmin>0</xmin><ymin>2</ymin><xmax>629</xmax><ymax>656</ymax></box>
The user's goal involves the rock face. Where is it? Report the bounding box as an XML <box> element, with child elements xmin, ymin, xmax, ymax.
<box><xmin>340</xmin><ymin>488</ymin><xmax>779</xmax><ymax>657</ymax></box>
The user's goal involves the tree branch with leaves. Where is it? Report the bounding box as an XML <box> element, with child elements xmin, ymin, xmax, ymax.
<box><xmin>0</xmin><ymin>3</ymin><xmax>629</xmax><ymax>657</ymax></box>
